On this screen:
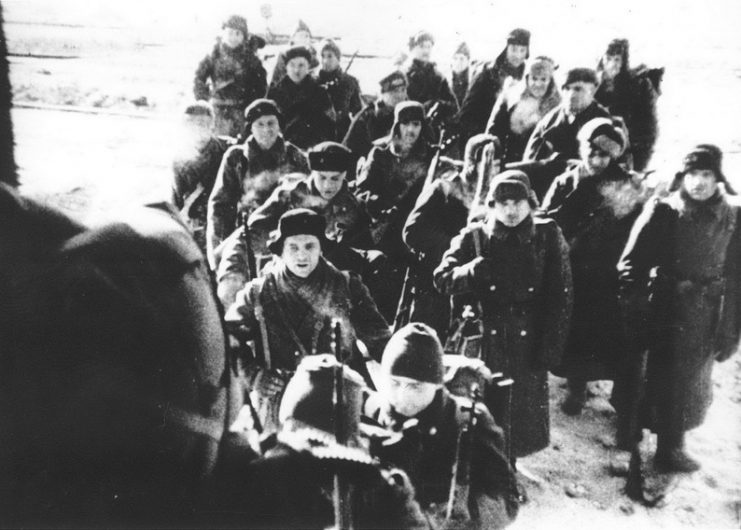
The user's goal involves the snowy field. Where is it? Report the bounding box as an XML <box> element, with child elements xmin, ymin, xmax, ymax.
<box><xmin>4</xmin><ymin>0</ymin><xmax>741</xmax><ymax>528</ymax></box>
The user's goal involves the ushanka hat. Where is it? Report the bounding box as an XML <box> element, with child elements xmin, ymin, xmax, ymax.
<box><xmin>507</xmin><ymin>28</ymin><xmax>531</xmax><ymax>47</ymax></box>
<box><xmin>308</xmin><ymin>142</ymin><xmax>353</xmax><ymax>172</ymax></box>
<box><xmin>408</xmin><ymin>30</ymin><xmax>435</xmax><ymax>50</ymax></box>
<box><xmin>486</xmin><ymin>169</ymin><xmax>539</xmax><ymax>208</ymax></box>
<box><xmin>670</xmin><ymin>144</ymin><xmax>736</xmax><ymax>195</ymax></box>
<box><xmin>267</xmin><ymin>208</ymin><xmax>329</xmax><ymax>254</ymax></box>
<box><xmin>319</xmin><ymin>38</ymin><xmax>341</xmax><ymax>58</ymax></box>
<box><xmin>222</xmin><ymin>15</ymin><xmax>248</xmax><ymax>37</ymax></box>
<box><xmin>562</xmin><ymin>67</ymin><xmax>598</xmax><ymax>88</ymax></box>
<box><xmin>381</xmin><ymin>323</ymin><xmax>444</xmax><ymax>384</ymax></box>
<box><xmin>284</xmin><ymin>45</ymin><xmax>313</xmax><ymax>64</ymax></box>
<box><xmin>577</xmin><ymin>117</ymin><xmax>627</xmax><ymax>159</ymax></box>
<box><xmin>244</xmin><ymin>98</ymin><xmax>282</xmax><ymax>130</ymax></box>
<box><xmin>379</xmin><ymin>70</ymin><xmax>407</xmax><ymax>93</ymax></box>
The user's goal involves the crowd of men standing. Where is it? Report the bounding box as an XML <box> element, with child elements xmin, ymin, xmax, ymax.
<box><xmin>2</xmin><ymin>6</ymin><xmax>740</xmax><ymax>529</ymax></box>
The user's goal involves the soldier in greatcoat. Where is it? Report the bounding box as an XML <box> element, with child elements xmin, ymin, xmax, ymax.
<box><xmin>206</xmin><ymin>98</ymin><xmax>309</xmax><ymax>268</ymax></box>
<box><xmin>434</xmin><ymin>171</ymin><xmax>573</xmax><ymax>462</ymax></box>
<box><xmin>364</xmin><ymin>323</ymin><xmax>519</xmax><ymax>529</ymax></box>
<box><xmin>224</xmin><ymin>209</ymin><xmax>390</xmax><ymax>433</ymax></box>
<box><xmin>617</xmin><ymin>145</ymin><xmax>740</xmax><ymax>472</ymax></box>
<box><xmin>314</xmin><ymin>39</ymin><xmax>363</xmax><ymax>141</ymax></box>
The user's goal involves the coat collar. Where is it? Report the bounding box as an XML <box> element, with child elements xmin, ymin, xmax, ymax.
<box><xmin>487</xmin><ymin>214</ymin><xmax>536</xmax><ymax>244</ymax></box>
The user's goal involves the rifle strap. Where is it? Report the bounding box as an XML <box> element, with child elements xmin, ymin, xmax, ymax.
<box><xmin>251</xmin><ymin>279</ymin><xmax>272</xmax><ymax>370</ymax></box>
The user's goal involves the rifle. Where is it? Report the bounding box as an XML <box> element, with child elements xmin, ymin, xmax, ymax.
<box><xmin>332</xmin><ymin>320</ymin><xmax>353</xmax><ymax>529</ymax></box>
<box><xmin>445</xmin><ymin>383</ymin><xmax>481</xmax><ymax>523</ymax></box>
<box><xmin>240</xmin><ymin>211</ymin><xmax>258</xmax><ymax>280</ymax></box>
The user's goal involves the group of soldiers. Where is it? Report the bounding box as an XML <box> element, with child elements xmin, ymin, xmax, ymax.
<box><xmin>2</xmin><ymin>6</ymin><xmax>740</xmax><ymax>529</ymax></box>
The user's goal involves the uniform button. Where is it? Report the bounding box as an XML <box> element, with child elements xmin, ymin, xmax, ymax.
<box><xmin>429</xmin><ymin>427</ymin><xmax>437</xmax><ymax>436</ymax></box>
<box><xmin>528</xmin><ymin>287</ymin><xmax>534</xmax><ymax>292</ymax></box>
<box><xmin>491</xmin><ymin>329</ymin><xmax>497</xmax><ymax>335</ymax></box>
<box><xmin>520</xmin><ymin>330</ymin><xmax>527</xmax><ymax>336</ymax></box>
<box><xmin>295</xmin><ymin>351</ymin><xmax>301</xmax><ymax>357</ymax></box>
<box><xmin>489</xmin><ymin>285</ymin><xmax>497</xmax><ymax>291</ymax></box>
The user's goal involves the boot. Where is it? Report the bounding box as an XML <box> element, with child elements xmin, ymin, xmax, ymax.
<box><xmin>654</xmin><ymin>430</ymin><xmax>700</xmax><ymax>473</ymax></box>
<box><xmin>560</xmin><ymin>378</ymin><xmax>587</xmax><ymax>416</ymax></box>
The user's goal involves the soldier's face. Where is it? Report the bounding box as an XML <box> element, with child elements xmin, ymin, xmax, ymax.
<box><xmin>321</xmin><ymin>50</ymin><xmax>341</xmax><ymax>72</ymax></box>
<box><xmin>683</xmin><ymin>169</ymin><xmax>719</xmax><ymax>202</ymax></box>
<box><xmin>451</xmin><ymin>53</ymin><xmax>469</xmax><ymax>74</ymax></box>
<box><xmin>563</xmin><ymin>81</ymin><xmax>596</xmax><ymax>114</ymax></box>
<box><xmin>528</xmin><ymin>73</ymin><xmax>550</xmax><ymax>99</ymax></box>
<box><xmin>398</xmin><ymin>120</ymin><xmax>422</xmax><ymax>148</ymax></box>
<box><xmin>506</xmin><ymin>44</ymin><xmax>528</xmax><ymax>68</ymax></box>
<box><xmin>411</xmin><ymin>40</ymin><xmax>434</xmax><ymax>62</ymax></box>
<box><xmin>602</xmin><ymin>53</ymin><xmax>623</xmax><ymax>79</ymax></box>
<box><xmin>281</xmin><ymin>234</ymin><xmax>322</xmax><ymax>278</ymax></box>
<box><xmin>580</xmin><ymin>143</ymin><xmax>613</xmax><ymax>176</ymax></box>
<box><xmin>251</xmin><ymin>115</ymin><xmax>281</xmax><ymax>149</ymax></box>
<box><xmin>221</xmin><ymin>27</ymin><xmax>245</xmax><ymax>49</ymax></box>
<box><xmin>492</xmin><ymin>198</ymin><xmax>532</xmax><ymax>227</ymax></box>
<box><xmin>286</xmin><ymin>57</ymin><xmax>310</xmax><ymax>84</ymax></box>
<box><xmin>383</xmin><ymin>374</ymin><xmax>440</xmax><ymax>417</ymax></box>
<box><xmin>313</xmin><ymin>170</ymin><xmax>345</xmax><ymax>200</ymax></box>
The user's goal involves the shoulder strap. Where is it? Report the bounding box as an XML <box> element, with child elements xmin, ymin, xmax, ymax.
<box><xmin>250</xmin><ymin>278</ymin><xmax>272</xmax><ymax>370</ymax></box>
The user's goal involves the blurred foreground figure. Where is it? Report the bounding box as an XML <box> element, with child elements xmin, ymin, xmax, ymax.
<box><xmin>617</xmin><ymin>145</ymin><xmax>740</xmax><ymax>472</ymax></box>
<box><xmin>224</xmin><ymin>354</ymin><xmax>428</xmax><ymax>529</ymax></box>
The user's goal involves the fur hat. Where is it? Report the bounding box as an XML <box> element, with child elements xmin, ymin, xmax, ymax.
<box><xmin>454</xmin><ymin>41</ymin><xmax>471</xmax><ymax>58</ymax></box>
<box><xmin>284</xmin><ymin>45</ymin><xmax>313</xmax><ymax>64</ymax></box>
<box><xmin>486</xmin><ymin>169</ymin><xmax>539</xmax><ymax>208</ymax></box>
<box><xmin>267</xmin><ymin>208</ymin><xmax>328</xmax><ymax>254</ymax></box>
<box><xmin>244</xmin><ymin>98</ymin><xmax>282</xmax><ymax>130</ymax></box>
<box><xmin>562</xmin><ymin>67</ymin><xmax>598</xmax><ymax>88</ymax></box>
<box><xmin>527</xmin><ymin>56</ymin><xmax>557</xmax><ymax>79</ymax></box>
<box><xmin>381</xmin><ymin>323</ymin><xmax>444</xmax><ymax>384</ymax></box>
<box><xmin>379</xmin><ymin>70</ymin><xmax>408</xmax><ymax>93</ymax></box>
<box><xmin>308</xmin><ymin>141</ymin><xmax>353</xmax><ymax>172</ymax></box>
<box><xmin>222</xmin><ymin>15</ymin><xmax>248</xmax><ymax>38</ymax></box>
<box><xmin>279</xmin><ymin>354</ymin><xmax>366</xmax><ymax>447</ymax></box>
<box><xmin>671</xmin><ymin>144</ymin><xmax>736</xmax><ymax>195</ymax></box>
<box><xmin>408</xmin><ymin>30</ymin><xmax>435</xmax><ymax>50</ymax></box>
<box><xmin>394</xmin><ymin>101</ymin><xmax>425</xmax><ymax>124</ymax></box>
<box><xmin>184</xmin><ymin>100</ymin><xmax>214</xmax><ymax>119</ymax></box>
<box><xmin>319</xmin><ymin>38</ymin><xmax>341</xmax><ymax>59</ymax></box>
<box><xmin>507</xmin><ymin>28</ymin><xmax>531</xmax><ymax>47</ymax></box>
<box><xmin>577</xmin><ymin>117</ymin><xmax>627</xmax><ymax>159</ymax></box>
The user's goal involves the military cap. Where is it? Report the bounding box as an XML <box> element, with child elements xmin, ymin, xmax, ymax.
<box><xmin>577</xmin><ymin>117</ymin><xmax>627</xmax><ymax>159</ymax></box>
<box><xmin>507</xmin><ymin>28</ymin><xmax>531</xmax><ymax>47</ymax></box>
<box><xmin>382</xmin><ymin>323</ymin><xmax>445</xmax><ymax>384</ymax></box>
<box><xmin>268</xmin><ymin>208</ymin><xmax>328</xmax><ymax>254</ymax></box>
<box><xmin>222</xmin><ymin>14</ymin><xmax>248</xmax><ymax>37</ymax></box>
<box><xmin>244</xmin><ymin>98</ymin><xmax>282</xmax><ymax>130</ymax></box>
<box><xmin>308</xmin><ymin>141</ymin><xmax>353</xmax><ymax>172</ymax></box>
<box><xmin>284</xmin><ymin>45</ymin><xmax>313</xmax><ymax>64</ymax></box>
<box><xmin>379</xmin><ymin>70</ymin><xmax>407</xmax><ymax>93</ymax></box>
<box><xmin>562</xmin><ymin>67</ymin><xmax>598</xmax><ymax>88</ymax></box>
<box><xmin>486</xmin><ymin>169</ymin><xmax>539</xmax><ymax>208</ymax></box>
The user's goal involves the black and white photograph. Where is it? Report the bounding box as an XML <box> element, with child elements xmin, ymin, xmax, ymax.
<box><xmin>1</xmin><ymin>0</ymin><xmax>740</xmax><ymax>527</ymax></box>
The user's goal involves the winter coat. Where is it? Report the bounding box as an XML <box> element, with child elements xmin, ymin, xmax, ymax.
<box><xmin>595</xmin><ymin>67</ymin><xmax>659</xmax><ymax>171</ymax></box>
<box><xmin>365</xmin><ymin>388</ymin><xmax>519</xmax><ymax>529</ymax></box>
<box><xmin>405</xmin><ymin>59</ymin><xmax>458</xmax><ymax>109</ymax></box>
<box><xmin>234</xmin><ymin>437</ymin><xmax>427</xmax><ymax>529</ymax></box>
<box><xmin>617</xmin><ymin>190</ymin><xmax>741</xmax><ymax>433</ymax></box>
<box><xmin>434</xmin><ymin>215</ymin><xmax>573</xmax><ymax>456</ymax></box>
<box><xmin>403</xmin><ymin>171</ymin><xmax>475</xmax><ymax>338</ymax></box>
<box><xmin>193</xmin><ymin>40</ymin><xmax>267</xmax><ymax>135</ymax></box>
<box><xmin>486</xmin><ymin>80</ymin><xmax>561</xmax><ymax>163</ymax></box>
<box><xmin>457</xmin><ymin>50</ymin><xmax>525</xmax><ymax>145</ymax></box>
<box><xmin>314</xmin><ymin>68</ymin><xmax>363</xmax><ymax>141</ymax></box>
<box><xmin>450</xmin><ymin>67</ymin><xmax>471</xmax><ymax>110</ymax></box>
<box><xmin>541</xmin><ymin>163</ymin><xmax>647</xmax><ymax>380</ymax></box>
<box><xmin>342</xmin><ymin>100</ymin><xmax>396</xmax><ymax>166</ymax></box>
<box><xmin>206</xmin><ymin>135</ymin><xmax>309</xmax><ymax>266</ymax></box>
<box><xmin>171</xmin><ymin>135</ymin><xmax>229</xmax><ymax>252</ymax></box>
<box><xmin>355</xmin><ymin>138</ymin><xmax>434</xmax><ymax>260</ymax></box>
<box><xmin>267</xmin><ymin>75</ymin><xmax>336</xmax><ymax>149</ymax></box>
<box><xmin>0</xmin><ymin>188</ymin><xmax>234</xmax><ymax>526</ymax></box>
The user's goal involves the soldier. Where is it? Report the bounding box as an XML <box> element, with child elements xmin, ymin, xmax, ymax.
<box><xmin>404</xmin><ymin>30</ymin><xmax>457</xmax><ymax>111</ymax></box>
<box><xmin>403</xmin><ymin>133</ymin><xmax>500</xmax><ymax>340</ymax></box>
<box><xmin>457</xmin><ymin>28</ymin><xmax>531</xmax><ymax>146</ymax></box>
<box><xmin>355</xmin><ymin>101</ymin><xmax>434</xmax><ymax>320</ymax></box>
<box><xmin>193</xmin><ymin>15</ymin><xmax>267</xmax><ymax>137</ymax></box>
<box><xmin>434</xmin><ymin>171</ymin><xmax>573</xmax><ymax>464</ymax></box>
<box><xmin>206</xmin><ymin>98</ymin><xmax>309</xmax><ymax>269</ymax></box>
<box><xmin>343</xmin><ymin>70</ymin><xmax>408</xmax><ymax>169</ymax></box>
<box><xmin>364</xmin><ymin>323</ymin><xmax>519</xmax><ymax>529</ymax></box>
<box><xmin>522</xmin><ymin>67</ymin><xmax>611</xmax><ymax>199</ymax></box>
<box><xmin>450</xmin><ymin>41</ymin><xmax>472</xmax><ymax>109</ymax></box>
<box><xmin>267</xmin><ymin>45</ymin><xmax>336</xmax><ymax>150</ymax></box>
<box><xmin>541</xmin><ymin>118</ymin><xmax>648</xmax><ymax>418</ymax></box>
<box><xmin>224</xmin><ymin>209</ymin><xmax>390</xmax><ymax>432</ymax></box>
<box><xmin>171</xmin><ymin>101</ymin><xmax>230</xmax><ymax>253</ymax></box>
<box><xmin>227</xmin><ymin>355</ymin><xmax>427</xmax><ymax>529</ymax></box>
<box><xmin>617</xmin><ymin>145</ymin><xmax>740</xmax><ymax>472</ymax></box>
<box><xmin>216</xmin><ymin>142</ymin><xmax>372</xmax><ymax>308</ymax></box>
<box><xmin>314</xmin><ymin>38</ymin><xmax>363</xmax><ymax>141</ymax></box>
<box><xmin>269</xmin><ymin>19</ymin><xmax>319</xmax><ymax>89</ymax></box>
<box><xmin>595</xmin><ymin>38</ymin><xmax>661</xmax><ymax>171</ymax></box>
